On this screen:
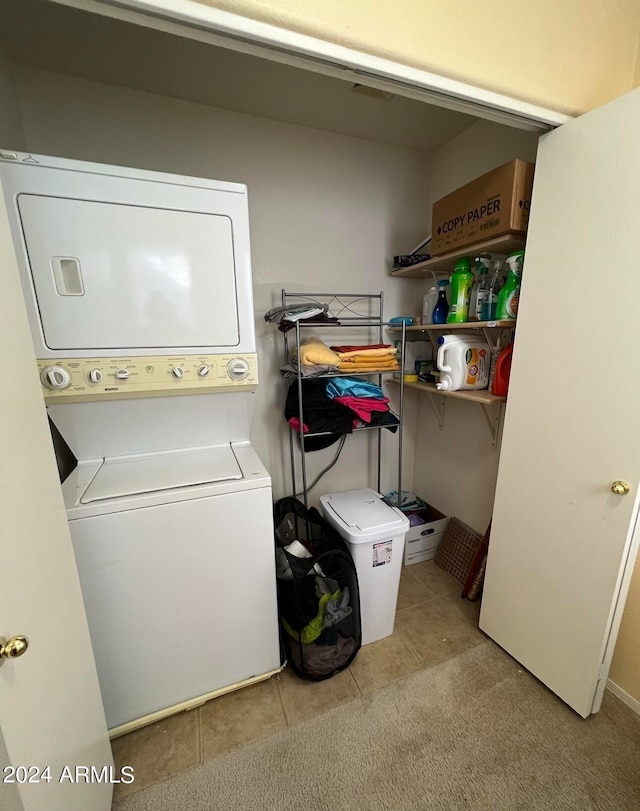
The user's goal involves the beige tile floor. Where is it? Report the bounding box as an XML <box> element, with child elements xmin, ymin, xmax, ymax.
<box><xmin>111</xmin><ymin>561</ymin><xmax>483</xmax><ymax>802</ymax></box>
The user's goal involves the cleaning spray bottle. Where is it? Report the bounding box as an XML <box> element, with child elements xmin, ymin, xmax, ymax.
<box><xmin>496</xmin><ymin>250</ymin><xmax>524</xmax><ymax>320</ymax></box>
<box><xmin>469</xmin><ymin>255</ymin><xmax>491</xmax><ymax>321</ymax></box>
<box><xmin>481</xmin><ymin>259</ymin><xmax>504</xmax><ymax>321</ymax></box>
<box><xmin>447</xmin><ymin>257</ymin><xmax>474</xmax><ymax>323</ymax></box>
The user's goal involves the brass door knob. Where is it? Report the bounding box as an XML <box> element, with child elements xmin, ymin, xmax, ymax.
<box><xmin>0</xmin><ymin>635</ymin><xmax>29</xmax><ymax>661</ymax></box>
<box><xmin>611</xmin><ymin>480</ymin><xmax>631</xmax><ymax>496</ymax></box>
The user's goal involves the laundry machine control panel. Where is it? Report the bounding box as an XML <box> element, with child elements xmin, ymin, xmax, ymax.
<box><xmin>37</xmin><ymin>353</ymin><xmax>258</xmax><ymax>402</ymax></box>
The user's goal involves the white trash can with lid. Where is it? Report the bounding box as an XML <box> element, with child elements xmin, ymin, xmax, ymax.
<box><xmin>320</xmin><ymin>488</ymin><xmax>409</xmax><ymax>645</ymax></box>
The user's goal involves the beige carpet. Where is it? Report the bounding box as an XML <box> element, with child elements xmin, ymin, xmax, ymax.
<box><xmin>113</xmin><ymin>642</ymin><xmax>640</xmax><ymax>810</ymax></box>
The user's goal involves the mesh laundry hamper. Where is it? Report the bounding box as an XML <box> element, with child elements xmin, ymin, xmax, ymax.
<box><xmin>273</xmin><ymin>497</ymin><xmax>362</xmax><ymax>681</ymax></box>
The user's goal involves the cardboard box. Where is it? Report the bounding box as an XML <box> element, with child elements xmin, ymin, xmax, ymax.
<box><xmin>431</xmin><ymin>159</ymin><xmax>534</xmax><ymax>256</ymax></box>
<box><xmin>403</xmin><ymin>503</ymin><xmax>449</xmax><ymax>566</ymax></box>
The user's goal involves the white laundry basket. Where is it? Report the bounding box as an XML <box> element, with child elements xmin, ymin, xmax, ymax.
<box><xmin>320</xmin><ymin>489</ymin><xmax>410</xmax><ymax>644</ymax></box>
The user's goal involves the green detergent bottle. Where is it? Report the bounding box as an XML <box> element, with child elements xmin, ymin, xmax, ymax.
<box><xmin>446</xmin><ymin>257</ymin><xmax>474</xmax><ymax>323</ymax></box>
<box><xmin>496</xmin><ymin>250</ymin><xmax>524</xmax><ymax>320</ymax></box>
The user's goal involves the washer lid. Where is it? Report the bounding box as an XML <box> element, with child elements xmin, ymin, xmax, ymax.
<box><xmin>80</xmin><ymin>444</ymin><xmax>242</xmax><ymax>503</ymax></box>
<box><xmin>322</xmin><ymin>488</ymin><xmax>407</xmax><ymax>533</ymax></box>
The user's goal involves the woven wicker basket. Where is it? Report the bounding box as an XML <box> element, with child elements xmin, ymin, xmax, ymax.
<box><xmin>433</xmin><ymin>517</ymin><xmax>485</xmax><ymax>586</ymax></box>
<box><xmin>466</xmin><ymin>558</ymin><xmax>487</xmax><ymax>601</ymax></box>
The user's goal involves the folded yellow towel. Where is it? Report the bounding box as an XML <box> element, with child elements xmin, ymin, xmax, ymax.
<box><xmin>294</xmin><ymin>337</ymin><xmax>341</xmax><ymax>366</ymax></box>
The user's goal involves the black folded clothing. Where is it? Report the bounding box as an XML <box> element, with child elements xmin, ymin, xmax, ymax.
<box><xmin>285</xmin><ymin>380</ymin><xmax>354</xmax><ymax>451</ymax></box>
<box><xmin>279</xmin><ymin>313</ymin><xmax>339</xmax><ymax>333</ymax></box>
<box><xmin>369</xmin><ymin>410</ymin><xmax>400</xmax><ymax>433</ymax></box>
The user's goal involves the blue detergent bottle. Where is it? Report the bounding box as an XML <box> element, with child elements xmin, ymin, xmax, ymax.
<box><xmin>432</xmin><ymin>279</ymin><xmax>449</xmax><ymax>324</ymax></box>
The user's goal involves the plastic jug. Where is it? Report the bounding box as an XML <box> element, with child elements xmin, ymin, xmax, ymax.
<box><xmin>435</xmin><ymin>334</ymin><xmax>490</xmax><ymax>391</ymax></box>
<box><xmin>422</xmin><ymin>285</ymin><xmax>438</xmax><ymax>325</ymax></box>
<box><xmin>491</xmin><ymin>343</ymin><xmax>514</xmax><ymax>396</ymax></box>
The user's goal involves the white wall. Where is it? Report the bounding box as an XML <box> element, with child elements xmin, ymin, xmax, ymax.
<box><xmin>14</xmin><ymin>65</ymin><xmax>436</xmax><ymax>503</ymax></box>
<box><xmin>428</xmin><ymin>120</ymin><xmax>540</xmax><ymax>207</ymax></box>
<box><xmin>412</xmin><ymin>120</ymin><xmax>540</xmax><ymax>532</ymax></box>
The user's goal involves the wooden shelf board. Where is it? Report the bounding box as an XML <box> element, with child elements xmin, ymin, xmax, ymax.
<box><xmin>391</xmin><ymin>233</ymin><xmax>525</xmax><ymax>278</ymax></box>
<box><xmin>388</xmin><ymin>378</ymin><xmax>505</xmax><ymax>405</ymax></box>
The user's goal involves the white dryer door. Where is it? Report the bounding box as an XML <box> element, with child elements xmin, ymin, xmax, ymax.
<box><xmin>18</xmin><ymin>194</ymin><xmax>240</xmax><ymax>350</ymax></box>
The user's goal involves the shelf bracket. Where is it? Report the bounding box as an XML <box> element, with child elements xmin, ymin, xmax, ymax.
<box><xmin>480</xmin><ymin>326</ymin><xmax>496</xmax><ymax>352</ymax></box>
<box><xmin>480</xmin><ymin>402</ymin><xmax>503</xmax><ymax>448</ymax></box>
<box><xmin>480</xmin><ymin>325</ymin><xmax>515</xmax><ymax>353</ymax></box>
<box><xmin>426</xmin><ymin>392</ymin><xmax>446</xmax><ymax>430</ymax></box>
<box><xmin>426</xmin><ymin>331</ymin><xmax>440</xmax><ymax>352</ymax></box>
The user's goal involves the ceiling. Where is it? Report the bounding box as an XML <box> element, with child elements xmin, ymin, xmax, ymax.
<box><xmin>0</xmin><ymin>0</ymin><xmax>477</xmax><ymax>153</ymax></box>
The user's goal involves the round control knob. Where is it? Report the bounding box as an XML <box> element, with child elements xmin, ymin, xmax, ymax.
<box><xmin>88</xmin><ymin>369</ymin><xmax>103</xmax><ymax>383</ymax></box>
<box><xmin>172</xmin><ymin>366</ymin><xmax>185</xmax><ymax>379</ymax></box>
<box><xmin>197</xmin><ymin>364</ymin><xmax>210</xmax><ymax>377</ymax></box>
<box><xmin>40</xmin><ymin>365</ymin><xmax>71</xmax><ymax>390</ymax></box>
<box><xmin>115</xmin><ymin>369</ymin><xmax>130</xmax><ymax>380</ymax></box>
<box><xmin>227</xmin><ymin>358</ymin><xmax>250</xmax><ymax>381</ymax></box>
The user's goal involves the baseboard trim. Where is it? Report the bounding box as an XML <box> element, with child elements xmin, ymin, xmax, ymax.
<box><xmin>606</xmin><ymin>679</ymin><xmax>640</xmax><ymax>716</ymax></box>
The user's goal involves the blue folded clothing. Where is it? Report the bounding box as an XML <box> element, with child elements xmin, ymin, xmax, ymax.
<box><xmin>324</xmin><ymin>377</ymin><xmax>385</xmax><ymax>400</ymax></box>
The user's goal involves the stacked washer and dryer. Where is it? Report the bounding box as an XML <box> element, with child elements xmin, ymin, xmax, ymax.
<box><xmin>1</xmin><ymin>151</ymin><xmax>281</xmax><ymax>735</ymax></box>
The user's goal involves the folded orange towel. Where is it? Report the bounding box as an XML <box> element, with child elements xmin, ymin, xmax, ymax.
<box><xmin>332</xmin><ymin>344</ymin><xmax>397</xmax><ymax>358</ymax></box>
<box><xmin>338</xmin><ymin>360</ymin><xmax>399</xmax><ymax>372</ymax></box>
<box><xmin>330</xmin><ymin>344</ymin><xmax>392</xmax><ymax>352</ymax></box>
<box><xmin>338</xmin><ymin>353</ymin><xmax>397</xmax><ymax>365</ymax></box>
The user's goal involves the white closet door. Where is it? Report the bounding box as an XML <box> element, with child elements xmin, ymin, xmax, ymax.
<box><xmin>479</xmin><ymin>87</ymin><xmax>640</xmax><ymax>717</ymax></box>
<box><xmin>0</xmin><ymin>184</ymin><xmax>113</xmax><ymax>810</ymax></box>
